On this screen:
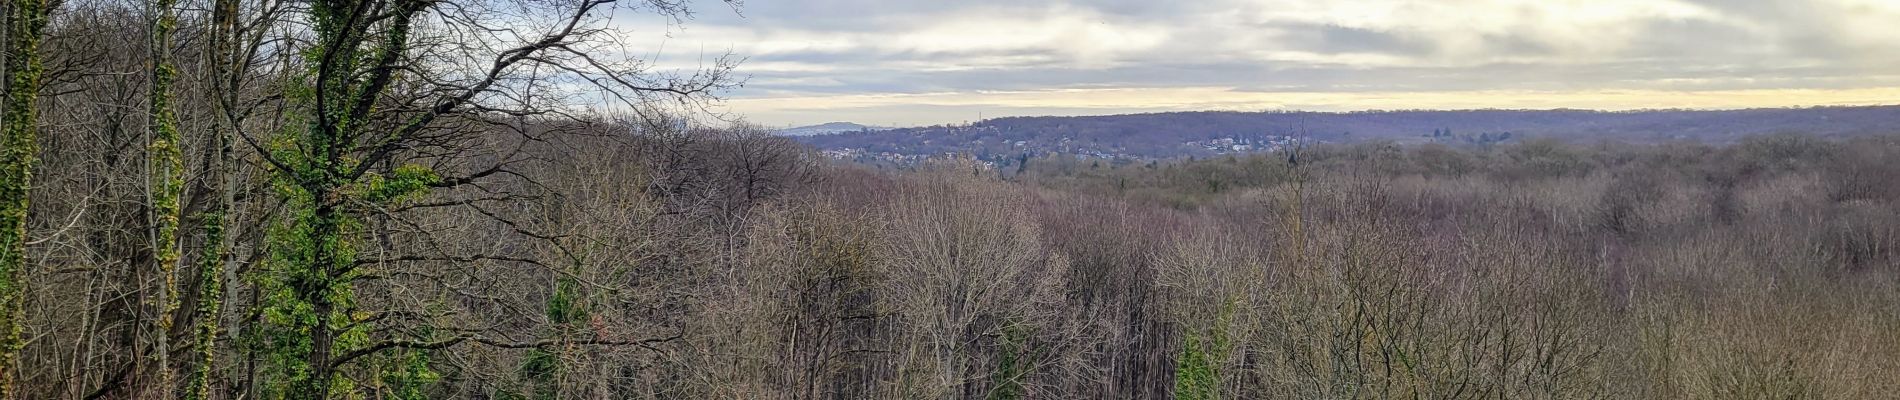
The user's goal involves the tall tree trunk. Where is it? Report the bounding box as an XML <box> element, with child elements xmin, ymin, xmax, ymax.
<box><xmin>0</xmin><ymin>0</ymin><xmax>51</xmax><ymax>395</ymax></box>
<box><xmin>146</xmin><ymin>0</ymin><xmax>185</xmax><ymax>391</ymax></box>
<box><xmin>186</xmin><ymin>0</ymin><xmax>240</xmax><ymax>397</ymax></box>
<box><xmin>288</xmin><ymin>200</ymin><xmax>345</xmax><ymax>400</ymax></box>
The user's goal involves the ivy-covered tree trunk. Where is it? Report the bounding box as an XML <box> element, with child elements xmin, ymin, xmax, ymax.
<box><xmin>186</xmin><ymin>0</ymin><xmax>240</xmax><ymax>397</ymax></box>
<box><xmin>0</xmin><ymin>0</ymin><xmax>52</xmax><ymax>395</ymax></box>
<box><xmin>186</xmin><ymin>208</ymin><xmax>228</xmax><ymax>400</ymax></box>
<box><xmin>147</xmin><ymin>0</ymin><xmax>186</xmax><ymax>390</ymax></box>
<box><xmin>254</xmin><ymin>1</ymin><xmax>432</xmax><ymax>396</ymax></box>
<box><xmin>241</xmin><ymin>0</ymin><xmax>723</xmax><ymax>395</ymax></box>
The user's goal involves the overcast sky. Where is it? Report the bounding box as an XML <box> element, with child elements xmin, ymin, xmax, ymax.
<box><xmin>624</xmin><ymin>0</ymin><xmax>1900</xmax><ymax>127</ymax></box>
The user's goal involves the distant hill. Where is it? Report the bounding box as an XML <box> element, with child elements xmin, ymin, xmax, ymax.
<box><xmin>775</xmin><ymin>122</ymin><xmax>881</xmax><ymax>136</ymax></box>
<box><xmin>797</xmin><ymin>106</ymin><xmax>1900</xmax><ymax>160</ymax></box>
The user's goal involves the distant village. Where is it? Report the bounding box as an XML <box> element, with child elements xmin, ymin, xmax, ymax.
<box><xmin>818</xmin><ymin>134</ymin><xmax>1315</xmax><ymax>167</ymax></box>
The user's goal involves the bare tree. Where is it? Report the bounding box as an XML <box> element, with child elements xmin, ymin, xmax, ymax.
<box><xmin>876</xmin><ymin>162</ymin><xmax>1070</xmax><ymax>398</ymax></box>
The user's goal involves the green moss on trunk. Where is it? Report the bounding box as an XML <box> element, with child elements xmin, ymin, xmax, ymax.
<box><xmin>149</xmin><ymin>0</ymin><xmax>186</xmax><ymax>388</ymax></box>
<box><xmin>0</xmin><ymin>0</ymin><xmax>52</xmax><ymax>395</ymax></box>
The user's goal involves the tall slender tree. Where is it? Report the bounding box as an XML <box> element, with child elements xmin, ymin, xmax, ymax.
<box><xmin>147</xmin><ymin>0</ymin><xmax>186</xmax><ymax>390</ymax></box>
<box><xmin>186</xmin><ymin>0</ymin><xmax>242</xmax><ymax>396</ymax></box>
<box><xmin>0</xmin><ymin>0</ymin><xmax>54</xmax><ymax>394</ymax></box>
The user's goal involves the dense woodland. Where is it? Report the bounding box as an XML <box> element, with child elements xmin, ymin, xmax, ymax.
<box><xmin>1</xmin><ymin>0</ymin><xmax>1898</xmax><ymax>399</ymax></box>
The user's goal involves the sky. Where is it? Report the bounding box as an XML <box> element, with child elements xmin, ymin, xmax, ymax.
<box><xmin>619</xmin><ymin>0</ymin><xmax>1900</xmax><ymax>127</ymax></box>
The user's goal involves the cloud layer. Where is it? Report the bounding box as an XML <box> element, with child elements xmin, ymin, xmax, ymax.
<box><xmin>630</xmin><ymin>0</ymin><xmax>1900</xmax><ymax>126</ymax></box>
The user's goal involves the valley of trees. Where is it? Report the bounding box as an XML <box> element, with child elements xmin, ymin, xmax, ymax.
<box><xmin>798</xmin><ymin>107</ymin><xmax>1900</xmax><ymax>159</ymax></box>
<box><xmin>1</xmin><ymin>0</ymin><xmax>1897</xmax><ymax>398</ymax></box>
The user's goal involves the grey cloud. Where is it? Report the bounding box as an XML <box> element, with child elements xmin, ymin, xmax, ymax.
<box><xmin>1673</xmin><ymin>0</ymin><xmax>1898</xmax><ymax>60</ymax></box>
<box><xmin>696</xmin><ymin>0</ymin><xmax>1192</xmax><ymax>32</ymax></box>
<box><xmin>661</xmin><ymin>0</ymin><xmax>1900</xmax><ymax>124</ymax></box>
<box><xmin>1271</xmin><ymin>22</ymin><xmax>1435</xmax><ymax>56</ymax></box>
<box><xmin>746</xmin><ymin>53</ymin><xmax>1899</xmax><ymax>97</ymax></box>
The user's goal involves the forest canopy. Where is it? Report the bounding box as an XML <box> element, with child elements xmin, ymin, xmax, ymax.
<box><xmin>0</xmin><ymin>0</ymin><xmax>1896</xmax><ymax>398</ymax></box>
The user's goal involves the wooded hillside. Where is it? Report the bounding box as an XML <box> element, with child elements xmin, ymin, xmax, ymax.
<box><xmin>0</xmin><ymin>0</ymin><xmax>1895</xmax><ymax>398</ymax></box>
